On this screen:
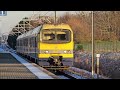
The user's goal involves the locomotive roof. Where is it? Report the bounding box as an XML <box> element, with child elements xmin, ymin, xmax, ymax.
<box><xmin>17</xmin><ymin>23</ymin><xmax>72</xmax><ymax>40</ymax></box>
<box><xmin>17</xmin><ymin>25</ymin><xmax>42</xmax><ymax>39</ymax></box>
<box><xmin>42</xmin><ymin>23</ymin><xmax>72</xmax><ymax>30</ymax></box>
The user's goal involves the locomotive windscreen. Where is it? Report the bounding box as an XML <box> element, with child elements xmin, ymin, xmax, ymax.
<box><xmin>42</xmin><ymin>29</ymin><xmax>71</xmax><ymax>43</ymax></box>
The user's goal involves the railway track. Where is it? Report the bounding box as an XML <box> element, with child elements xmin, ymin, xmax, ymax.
<box><xmin>46</xmin><ymin>69</ymin><xmax>87</xmax><ymax>79</ymax></box>
<box><xmin>63</xmin><ymin>70</ymin><xmax>86</xmax><ymax>79</ymax></box>
<box><xmin>46</xmin><ymin>66</ymin><xmax>109</xmax><ymax>79</ymax></box>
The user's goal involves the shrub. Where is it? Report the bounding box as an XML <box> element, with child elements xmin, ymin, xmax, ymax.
<box><xmin>76</xmin><ymin>44</ymin><xmax>83</xmax><ymax>51</ymax></box>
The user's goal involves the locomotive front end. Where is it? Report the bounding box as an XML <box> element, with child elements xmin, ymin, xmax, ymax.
<box><xmin>38</xmin><ymin>24</ymin><xmax>74</xmax><ymax>69</ymax></box>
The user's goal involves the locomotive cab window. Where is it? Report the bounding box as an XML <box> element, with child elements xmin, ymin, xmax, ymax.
<box><xmin>43</xmin><ymin>33</ymin><xmax>55</xmax><ymax>40</ymax></box>
<box><xmin>42</xmin><ymin>29</ymin><xmax>71</xmax><ymax>43</ymax></box>
<box><xmin>57</xmin><ymin>31</ymin><xmax>69</xmax><ymax>41</ymax></box>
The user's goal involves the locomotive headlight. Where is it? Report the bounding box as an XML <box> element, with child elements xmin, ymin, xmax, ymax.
<box><xmin>45</xmin><ymin>50</ymin><xmax>49</xmax><ymax>53</ymax></box>
<box><xmin>40</xmin><ymin>50</ymin><xmax>49</xmax><ymax>54</ymax></box>
<box><xmin>64</xmin><ymin>50</ymin><xmax>67</xmax><ymax>53</ymax></box>
<box><xmin>64</xmin><ymin>50</ymin><xmax>71</xmax><ymax>53</ymax></box>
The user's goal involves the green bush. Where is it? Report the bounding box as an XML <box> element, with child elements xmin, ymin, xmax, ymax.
<box><xmin>96</xmin><ymin>40</ymin><xmax>102</xmax><ymax>43</ymax></box>
<box><xmin>76</xmin><ymin>44</ymin><xmax>83</xmax><ymax>51</ymax></box>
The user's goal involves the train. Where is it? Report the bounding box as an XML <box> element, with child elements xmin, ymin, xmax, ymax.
<box><xmin>16</xmin><ymin>23</ymin><xmax>74</xmax><ymax>69</ymax></box>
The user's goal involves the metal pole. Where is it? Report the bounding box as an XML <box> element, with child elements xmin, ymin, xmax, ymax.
<box><xmin>92</xmin><ymin>11</ymin><xmax>95</xmax><ymax>78</ymax></box>
<box><xmin>97</xmin><ymin>57</ymin><xmax>99</xmax><ymax>78</ymax></box>
<box><xmin>55</xmin><ymin>11</ymin><xmax>56</xmax><ymax>24</ymax></box>
<box><xmin>96</xmin><ymin>54</ymin><xmax>100</xmax><ymax>79</ymax></box>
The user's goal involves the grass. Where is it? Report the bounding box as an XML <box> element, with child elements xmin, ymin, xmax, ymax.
<box><xmin>75</xmin><ymin>41</ymin><xmax>120</xmax><ymax>52</ymax></box>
